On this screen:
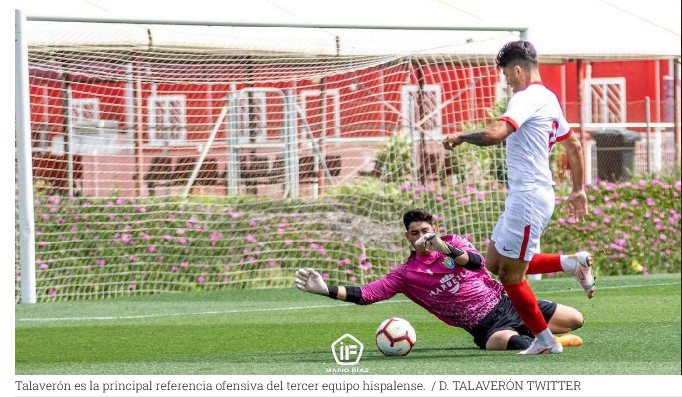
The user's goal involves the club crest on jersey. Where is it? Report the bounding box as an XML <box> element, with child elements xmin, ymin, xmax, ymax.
<box><xmin>442</xmin><ymin>257</ymin><xmax>455</xmax><ymax>269</ymax></box>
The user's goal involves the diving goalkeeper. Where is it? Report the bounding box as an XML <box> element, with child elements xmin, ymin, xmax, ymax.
<box><xmin>295</xmin><ymin>208</ymin><xmax>591</xmax><ymax>351</ymax></box>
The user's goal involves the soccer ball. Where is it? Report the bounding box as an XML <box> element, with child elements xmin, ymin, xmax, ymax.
<box><xmin>375</xmin><ymin>317</ymin><xmax>417</xmax><ymax>356</ymax></box>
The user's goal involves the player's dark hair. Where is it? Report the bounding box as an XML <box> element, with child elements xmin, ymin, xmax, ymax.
<box><xmin>403</xmin><ymin>208</ymin><xmax>434</xmax><ymax>230</ymax></box>
<box><xmin>496</xmin><ymin>40</ymin><xmax>538</xmax><ymax>70</ymax></box>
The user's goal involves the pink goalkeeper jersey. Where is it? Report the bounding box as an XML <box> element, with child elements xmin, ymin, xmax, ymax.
<box><xmin>359</xmin><ymin>235</ymin><xmax>504</xmax><ymax>331</ymax></box>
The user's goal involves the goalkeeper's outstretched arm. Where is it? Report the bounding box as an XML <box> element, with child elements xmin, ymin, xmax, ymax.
<box><xmin>295</xmin><ymin>268</ymin><xmax>362</xmax><ymax>303</ymax></box>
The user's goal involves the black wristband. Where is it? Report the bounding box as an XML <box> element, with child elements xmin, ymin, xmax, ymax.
<box><xmin>445</xmin><ymin>242</ymin><xmax>465</xmax><ymax>259</ymax></box>
<box><xmin>327</xmin><ymin>285</ymin><xmax>339</xmax><ymax>299</ymax></box>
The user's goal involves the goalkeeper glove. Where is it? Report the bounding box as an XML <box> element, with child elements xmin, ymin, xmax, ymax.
<box><xmin>295</xmin><ymin>268</ymin><xmax>329</xmax><ymax>295</ymax></box>
<box><xmin>415</xmin><ymin>232</ymin><xmax>452</xmax><ymax>255</ymax></box>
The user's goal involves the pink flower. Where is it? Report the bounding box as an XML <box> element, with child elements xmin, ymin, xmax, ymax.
<box><xmin>148</xmin><ymin>246</ymin><xmax>156</xmax><ymax>253</ymax></box>
<box><xmin>39</xmin><ymin>264</ymin><xmax>49</xmax><ymax>270</ymax></box>
<box><xmin>181</xmin><ymin>262</ymin><xmax>188</xmax><ymax>268</ymax></box>
<box><xmin>178</xmin><ymin>238</ymin><xmax>187</xmax><ymax>244</ymax></box>
<box><xmin>350</xmin><ymin>277</ymin><xmax>357</xmax><ymax>283</ymax></box>
<box><xmin>322</xmin><ymin>273</ymin><xmax>329</xmax><ymax>279</ymax></box>
<box><xmin>197</xmin><ymin>277</ymin><xmax>205</xmax><ymax>284</ymax></box>
<box><xmin>172</xmin><ymin>266</ymin><xmax>179</xmax><ymax>272</ymax></box>
<box><xmin>246</xmin><ymin>234</ymin><xmax>257</xmax><ymax>243</ymax></box>
<box><xmin>49</xmin><ymin>290</ymin><xmax>57</xmax><ymax>296</ymax></box>
<box><xmin>284</xmin><ymin>240</ymin><xmax>293</xmax><ymax>245</ymax></box>
<box><xmin>128</xmin><ymin>284</ymin><xmax>136</xmax><ymax>290</ymax></box>
<box><xmin>646</xmin><ymin>198</ymin><xmax>655</xmax><ymax>206</ymax></box>
<box><xmin>176</xmin><ymin>229</ymin><xmax>185</xmax><ymax>235</ymax></box>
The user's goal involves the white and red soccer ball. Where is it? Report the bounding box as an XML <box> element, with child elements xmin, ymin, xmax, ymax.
<box><xmin>375</xmin><ymin>317</ymin><xmax>417</xmax><ymax>356</ymax></box>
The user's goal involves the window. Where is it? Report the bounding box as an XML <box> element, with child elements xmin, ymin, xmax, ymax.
<box><xmin>71</xmin><ymin>98</ymin><xmax>100</xmax><ymax>124</ymax></box>
<box><xmin>148</xmin><ymin>95</ymin><xmax>187</xmax><ymax>146</ymax></box>
<box><xmin>237</xmin><ymin>91</ymin><xmax>267</xmax><ymax>143</ymax></box>
<box><xmin>401</xmin><ymin>84</ymin><xmax>442</xmax><ymax>138</ymax></box>
<box><xmin>300</xmin><ymin>89</ymin><xmax>341</xmax><ymax>138</ymax></box>
<box><xmin>587</xmin><ymin>78</ymin><xmax>626</xmax><ymax>123</ymax></box>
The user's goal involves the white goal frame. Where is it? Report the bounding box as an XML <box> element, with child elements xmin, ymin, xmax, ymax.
<box><xmin>15</xmin><ymin>9</ymin><xmax>527</xmax><ymax>303</ymax></box>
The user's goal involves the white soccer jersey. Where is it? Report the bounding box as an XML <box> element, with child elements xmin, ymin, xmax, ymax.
<box><xmin>498</xmin><ymin>82</ymin><xmax>573</xmax><ymax>192</ymax></box>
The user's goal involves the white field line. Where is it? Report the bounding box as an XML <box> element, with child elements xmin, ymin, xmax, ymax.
<box><xmin>17</xmin><ymin>281</ymin><xmax>680</xmax><ymax>323</ymax></box>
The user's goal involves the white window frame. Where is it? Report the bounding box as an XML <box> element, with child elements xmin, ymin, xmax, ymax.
<box><xmin>300</xmin><ymin>89</ymin><xmax>341</xmax><ymax>139</ymax></box>
<box><xmin>586</xmin><ymin>77</ymin><xmax>627</xmax><ymax>123</ymax></box>
<box><xmin>148</xmin><ymin>95</ymin><xmax>187</xmax><ymax>146</ymax></box>
<box><xmin>71</xmin><ymin>98</ymin><xmax>100</xmax><ymax>125</ymax></box>
<box><xmin>237</xmin><ymin>91</ymin><xmax>268</xmax><ymax>144</ymax></box>
<box><xmin>401</xmin><ymin>84</ymin><xmax>443</xmax><ymax>138</ymax></box>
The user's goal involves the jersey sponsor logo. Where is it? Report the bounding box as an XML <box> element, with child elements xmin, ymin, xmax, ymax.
<box><xmin>430</xmin><ymin>272</ymin><xmax>466</xmax><ymax>296</ymax></box>
<box><xmin>440</xmin><ymin>273</ymin><xmax>455</xmax><ymax>284</ymax></box>
<box><xmin>442</xmin><ymin>257</ymin><xmax>455</xmax><ymax>269</ymax></box>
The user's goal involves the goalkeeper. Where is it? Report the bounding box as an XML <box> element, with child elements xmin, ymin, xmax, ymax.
<box><xmin>295</xmin><ymin>208</ymin><xmax>587</xmax><ymax>351</ymax></box>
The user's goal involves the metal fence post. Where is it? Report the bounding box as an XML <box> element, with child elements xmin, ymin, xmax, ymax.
<box><xmin>645</xmin><ymin>96</ymin><xmax>651</xmax><ymax>175</ymax></box>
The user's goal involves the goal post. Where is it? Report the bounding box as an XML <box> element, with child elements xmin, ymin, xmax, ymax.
<box><xmin>16</xmin><ymin>9</ymin><xmax>37</xmax><ymax>304</ymax></box>
<box><xmin>15</xmin><ymin>14</ymin><xmax>526</xmax><ymax>302</ymax></box>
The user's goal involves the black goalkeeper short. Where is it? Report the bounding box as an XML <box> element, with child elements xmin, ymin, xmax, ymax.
<box><xmin>469</xmin><ymin>294</ymin><xmax>558</xmax><ymax>349</ymax></box>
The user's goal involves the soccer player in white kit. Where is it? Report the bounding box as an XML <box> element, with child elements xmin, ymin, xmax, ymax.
<box><xmin>442</xmin><ymin>41</ymin><xmax>595</xmax><ymax>355</ymax></box>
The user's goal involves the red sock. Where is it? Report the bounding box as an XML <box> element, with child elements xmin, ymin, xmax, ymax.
<box><xmin>503</xmin><ymin>279</ymin><xmax>548</xmax><ymax>336</ymax></box>
<box><xmin>527</xmin><ymin>254</ymin><xmax>561</xmax><ymax>274</ymax></box>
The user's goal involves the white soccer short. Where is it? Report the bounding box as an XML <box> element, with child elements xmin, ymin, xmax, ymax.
<box><xmin>491</xmin><ymin>185</ymin><xmax>555</xmax><ymax>262</ymax></box>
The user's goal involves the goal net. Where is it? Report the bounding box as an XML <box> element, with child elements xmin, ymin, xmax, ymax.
<box><xmin>16</xmin><ymin>20</ymin><xmax>518</xmax><ymax>301</ymax></box>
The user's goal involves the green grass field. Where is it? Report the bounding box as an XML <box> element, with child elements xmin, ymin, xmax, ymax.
<box><xmin>15</xmin><ymin>273</ymin><xmax>681</xmax><ymax>375</ymax></box>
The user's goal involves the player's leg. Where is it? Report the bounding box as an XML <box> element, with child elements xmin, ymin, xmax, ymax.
<box><xmin>496</xmin><ymin>189</ymin><xmax>562</xmax><ymax>354</ymax></box>
<box><xmin>548</xmin><ymin>304</ymin><xmax>584</xmax><ymax>333</ymax></box>
<box><xmin>486</xmin><ymin>330</ymin><xmax>533</xmax><ymax>351</ymax></box>
<box><xmin>526</xmin><ymin>252</ymin><xmax>596</xmax><ymax>299</ymax></box>
<box><xmin>498</xmin><ymin>255</ymin><xmax>560</xmax><ymax>353</ymax></box>
<box><xmin>486</xmin><ymin>214</ymin><xmax>506</xmax><ymax>276</ymax></box>
<box><xmin>512</xmin><ymin>300</ymin><xmax>584</xmax><ymax>348</ymax></box>
<box><xmin>485</xmin><ymin>240</ymin><xmax>502</xmax><ymax>276</ymax></box>
<box><xmin>523</xmin><ymin>187</ymin><xmax>596</xmax><ymax>297</ymax></box>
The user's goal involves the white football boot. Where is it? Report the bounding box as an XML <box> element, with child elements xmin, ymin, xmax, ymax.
<box><xmin>569</xmin><ymin>251</ymin><xmax>596</xmax><ymax>299</ymax></box>
<box><xmin>518</xmin><ymin>337</ymin><xmax>564</xmax><ymax>355</ymax></box>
